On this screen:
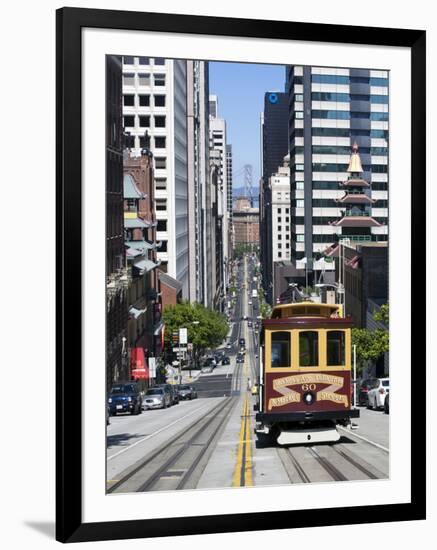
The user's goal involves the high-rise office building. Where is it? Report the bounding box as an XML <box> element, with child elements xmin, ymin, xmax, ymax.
<box><xmin>260</xmin><ymin>90</ymin><xmax>289</xmax><ymax>301</ymax></box>
<box><xmin>226</xmin><ymin>144</ymin><xmax>234</xmax><ymax>256</ymax></box>
<box><xmin>186</xmin><ymin>60</ymin><xmax>212</xmax><ymax>305</ymax></box>
<box><xmin>122</xmin><ymin>56</ymin><xmax>190</xmax><ymax>298</ymax></box>
<box><xmin>209</xmin><ymin>95</ymin><xmax>230</xmax><ymax>307</ymax></box>
<box><xmin>262</xmin><ymin>91</ymin><xmax>289</xmax><ymax>183</ymax></box>
<box><xmin>286</xmin><ymin>65</ymin><xmax>389</xmax><ymax>284</ymax></box>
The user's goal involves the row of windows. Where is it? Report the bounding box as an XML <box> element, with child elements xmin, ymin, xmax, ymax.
<box><xmin>291</xmin><ymin>145</ymin><xmax>388</xmax><ymax>157</ymax></box>
<box><xmin>306</xmin><ymin>199</ymin><xmax>388</xmax><ymax>208</ymax></box>
<box><xmin>271</xmin><ymin>330</ymin><xmax>345</xmax><ymax>368</ymax></box>
<box><xmin>291</xmin><ymin>128</ymin><xmax>389</xmax><ymax>139</ymax></box>
<box><xmin>123</xmin><ymin>94</ymin><xmax>166</xmax><ymax>107</ymax></box>
<box><xmin>310</xmin><ymin>92</ymin><xmax>389</xmax><ymax>104</ymax></box>
<box><xmin>291</xmin><ymin>181</ymin><xmax>388</xmax><ymax>191</ymax></box>
<box><xmin>123</xmin><ymin>114</ymin><xmax>166</xmax><ymax>128</ymax></box>
<box><xmin>311</xmin><ymin>110</ymin><xmax>389</xmax><ymax>121</ymax></box>
<box><xmin>123</xmin><ymin>73</ymin><xmax>166</xmax><ymax>87</ymax></box>
<box><xmin>311</xmin><ymin>74</ymin><xmax>388</xmax><ymax>86</ymax></box>
<box><xmin>312</xmin><ymin>163</ymin><xmax>388</xmax><ymax>173</ymax></box>
<box><xmin>123</xmin><ymin>56</ymin><xmax>166</xmax><ymax>65</ymax></box>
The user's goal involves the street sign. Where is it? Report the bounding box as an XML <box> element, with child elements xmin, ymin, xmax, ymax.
<box><xmin>149</xmin><ymin>357</ymin><xmax>156</xmax><ymax>378</ymax></box>
<box><xmin>179</xmin><ymin>327</ymin><xmax>188</xmax><ymax>344</ymax></box>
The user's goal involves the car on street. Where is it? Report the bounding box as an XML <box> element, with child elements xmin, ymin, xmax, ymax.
<box><xmin>248</xmin><ymin>320</ymin><xmax>253</xmax><ymax>327</ymax></box>
<box><xmin>157</xmin><ymin>383</ymin><xmax>180</xmax><ymax>405</ymax></box>
<box><xmin>236</xmin><ymin>355</ymin><xmax>244</xmax><ymax>364</ymax></box>
<box><xmin>248</xmin><ymin>300</ymin><xmax>252</xmax><ymax>305</ymax></box>
<box><xmin>178</xmin><ymin>384</ymin><xmax>198</xmax><ymax>400</ymax></box>
<box><xmin>221</xmin><ymin>355</ymin><xmax>230</xmax><ymax>365</ymax></box>
<box><xmin>214</xmin><ymin>350</ymin><xmax>226</xmax><ymax>364</ymax></box>
<box><xmin>384</xmin><ymin>392</ymin><xmax>389</xmax><ymax>414</ymax></box>
<box><xmin>201</xmin><ymin>366</ymin><xmax>214</xmax><ymax>373</ymax></box>
<box><xmin>239</xmin><ymin>337</ymin><xmax>246</xmax><ymax>349</ymax></box>
<box><xmin>108</xmin><ymin>382</ymin><xmax>142</xmax><ymax>416</ymax></box>
<box><xmin>367</xmin><ymin>378</ymin><xmax>390</xmax><ymax>410</ymax></box>
<box><xmin>357</xmin><ymin>378</ymin><xmax>374</xmax><ymax>406</ymax></box>
<box><xmin>142</xmin><ymin>387</ymin><xmax>171</xmax><ymax>410</ymax></box>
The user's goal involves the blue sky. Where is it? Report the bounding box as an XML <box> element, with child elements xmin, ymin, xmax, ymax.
<box><xmin>209</xmin><ymin>62</ymin><xmax>285</xmax><ymax>189</ymax></box>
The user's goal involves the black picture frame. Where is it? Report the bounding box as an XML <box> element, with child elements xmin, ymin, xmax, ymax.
<box><xmin>56</xmin><ymin>7</ymin><xmax>426</xmax><ymax>543</ymax></box>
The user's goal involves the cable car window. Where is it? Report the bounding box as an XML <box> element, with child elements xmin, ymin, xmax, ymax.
<box><xmin>271</xmin><ymin>331</ymin><xmax>291</xmax><ymax>368</ymax></box>
<box><xmin>327</xmin><ymin>331</ymin><xmax>345</xmax><ymax>366</ymax></box>
<box><xmin>299</xmin><ymin>331</ymin><xmax>319</xmax><ymax>367</ymax></box>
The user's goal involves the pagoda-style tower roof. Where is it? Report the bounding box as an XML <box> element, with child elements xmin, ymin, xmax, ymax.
<box><xmin>328</xmin><ymin>143</ymin><xmax>380</xmax><ymax>228</ymax></box>
<box><xmin>347</xmin><ymin>142</ymin><xmax>363</xmax><ymax>173</ymax></box>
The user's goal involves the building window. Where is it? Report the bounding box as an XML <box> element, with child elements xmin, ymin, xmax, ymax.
<box><xmin>154</xmin><ymin>58</ymin><xmax>165</xmax><ymax>65</ymax></box>
<box><xmin>327</xmin><ymin>331</ymin><xmax>346</xmax><ymax>366</ymax></box>
<box><xmin>155</xmin><ymin>178</ymin><xmax>167</xmax><ymax>190</ymax></box>
<box><xmin>123</xmin><ymin>56</ymin><xmax>135</xmax><ymax>65</ymax></box>
<box><xmin>278</xmin><ymin>217</ymin><xmax>282</xmax><ymax>223</ymax></box>
<box><xmin>278</xmin><ymin>252</ymin><xmax>282</xmax><ymax>258</ymax></box>
<box><xmin>139</xmin><ymin>135</ymin><xmax>150</xmax><ymax>148</ymax></box>
<box><xmin>294</xmin><ymin>93</ymin><xmax>304</xmax><ymax>102</ymax></box>
<box><xmin>296</xmin><ymin>199</ymin><xmax>304</xmax><ymax>208</ymax></box>
<box><xmin>278</xmin><ymin>235</ymin><xmax>282</xmax><ymax>240</ymax></box>
<box><xmin>278</xmin><ymin>208</ymin><xmax>282</xmax><ymax>213</ymax></box>
<box><xmin>154</xmin><ymin>95</ymin><xmax>166</xmax><ymax>107</ymax></box>
<box><xmin>155</xmin><ymin>157</ymin><xmax>166</xmax><ymax>169</ymax></box>
<box><xmin>139</xmin><ymin>94</ymin><xmax>150</xmax><ymax>106</ymax></box>
<box><xmin>123</xmin><ymin>94</ymin><xmax>135</xmax><ymax>106</ymax></box>
<box><xmin>295</xmin><ymin>111</ymin><xmax>304</xmax><ymax>119</ymax></box>
<box><xmin>123</xmin><ymin>115</ymin><xmax>135</xmax><ymax>127</ymax></box>
<box><xmin>154</xmin><ymin>73</ymin><xmax>166</xmax><ymax>86</ymax></box>
<box><xmin>138</xmin><ymin>73</ymin><xmax>151</xmax><ymax>86</ymax></box>
<box><xmin>154</xmin><ymin>116</ymin><xmax>166</xmax><ymax>128</ymax></box>
<box><xmin>299</xmin><ymin>331</ymin><xmax>319</xmax><ymax>367</ymax></box>
<box><xmin>154</xmin><ymin>136</ymin><xmax>166</xmax><ymax>148</ymax></box>
<box><xmin>286</xmin><ymin>243</ymin><xmax>290</xmax><ymax>249</ymax></box>
<box><xmin>155</xmin><ymin>199</ymin><xmax>167</xmax><ymax>211</ymax></box>
<box><xmin>159</xmin><ymin>240</ymin><xmax>168</xmax><ymax>252</ymax></box>
<box><xmin>286</xmin><ymin>217</ymin><xmax>290</xmax><ymax>223</ymax></box>
<box><xmin>138</xmin><ymin>57</ymin><xmax>150</xmax><ymax>65</ymax></box>
<box><xmin>296</xmin><ymin>234</ymin><xmax>304</xmax><ymax>242</ymax></box>
<box><xmin>286</xmin><ymin>208</ymin><xmax>290</xmax><ymax>214</ymax></box>
<box><xmin>286</xmin><ymin>234</ymin><xmax>290</xmax><ymax>240</ymax></box>
<box><xmin>296</xmin><ymin>164</ymin><xmax>304</xmax><ymax>171</ymax></box>
<box><xmin>139</xmin><ymin>116</ymin><xmax>150</xmax><ymax>128</ymax></box>
<box><xmin>123</xmin><ymin>73</ymin><xmax>135</xmax><ymax>86</ymax></box>
<box><xmin>157</xmin><ymin>219</ymin><xmax>167</xmax><ymax>231</ymax></box>
<box><xmin>278</xmin><ymin>226</ymin><xmax>282</xmax><ymax>231</ymax></box>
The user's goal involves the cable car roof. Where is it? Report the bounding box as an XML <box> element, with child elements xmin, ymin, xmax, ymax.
<box><xmin>271</xmin><ymin>301</ymin><xmax>342</xmax><ymax>319</ymax></box>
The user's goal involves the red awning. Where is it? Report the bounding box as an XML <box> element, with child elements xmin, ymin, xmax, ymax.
<box><xmin>130</xmin><ymin>347</ymin><xmax>149</xmax><ymax>380</ymax></box>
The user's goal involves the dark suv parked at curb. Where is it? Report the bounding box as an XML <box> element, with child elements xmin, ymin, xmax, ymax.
<box><xmin>108</xmin><ymin>382</ymin><xmax>142</xmax><ymax>416</ymax></box>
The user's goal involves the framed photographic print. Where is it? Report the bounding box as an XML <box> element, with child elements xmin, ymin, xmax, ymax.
<box><xmin>56</xmin><ymin>7</ymin><xmax>426</xmax><ymax>543</ymax></box>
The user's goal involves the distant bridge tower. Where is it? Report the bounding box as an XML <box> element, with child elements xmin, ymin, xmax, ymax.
<box><xmin>244</xmin><ymin>164</ymin><xmax>253</xmax><ymax>206</ymax></box>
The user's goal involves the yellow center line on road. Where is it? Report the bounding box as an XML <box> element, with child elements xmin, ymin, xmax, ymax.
<box><xmin>232</xmin><ymin>388</ymin><xmax>253</xmax><ymax>486</ymax></box>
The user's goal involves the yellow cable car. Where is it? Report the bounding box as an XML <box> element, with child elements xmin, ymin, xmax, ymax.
<box><xmin>255</xmin><ymin>302</ymin><xmax>359</xmax><ymax>445</ymax></box>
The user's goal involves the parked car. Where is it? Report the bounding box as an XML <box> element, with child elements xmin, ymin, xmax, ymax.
<box><xmin>214</xmin><ymin>350</ymin><xmax>226</xmax><ymax>364</ymax></box>
<box><xmin>226</xmin><ymin>343</ymin><xmax>232</xmax><ymax>350</ymax></box>
<box><xmin>367</xmin><ymin>378</ymin><xmax>390</xmax><ymax>410</ymax></box>
<box><xmin>202</xmin><ymin>356</ymin><xmax>217</xmax><ymax>369</ymax></box>
<box><xmin>384</xmin><ymin>392</ymin><xmax>389</xmax><ymax>414</ymax></box>
<box><xmin>108</xmin><ymin>382</ymin><xmax>142</xmax><ymax>416</ymax></box>
<box><xmin>248</xmin><ymin>321</ymin><xmax>253</xmax><ymax>328</ymax></box>
<box><xmin>357</xmin><ymin>378</ymin><xmax>374</xmax><ymax>406</ymax></box>
<box><xmin>142</xmin><ymin>387</ymin><xmax>171</xmax><ymax>410</ymax></box>
<box><xmin>178</xmin><ymin>385</ymin><xmax>198</xmax><ymax>400</ymax></box>
<box><xmin>222</xmin><ymin>355</ymin><xmax>230</xmax><ymax>365</ymax></box>
<box><xmin>156</xmin><ymin>383</ymin><xmax>179</xmax><ymax>405</ymax></box>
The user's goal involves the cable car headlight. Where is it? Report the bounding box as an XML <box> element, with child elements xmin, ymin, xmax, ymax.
<box><xmin>303</xmin><ymin>392</ymin><xmax>315</xmax><ymax>405</ymax></box>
